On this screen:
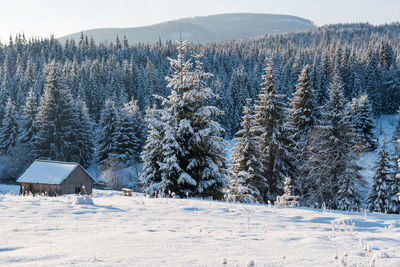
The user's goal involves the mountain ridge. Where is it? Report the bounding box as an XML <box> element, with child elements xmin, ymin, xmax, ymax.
<box><xmin>58</xmin><ymin>13</ymin><xmax>315</xmax><ymax>44</ymax></box>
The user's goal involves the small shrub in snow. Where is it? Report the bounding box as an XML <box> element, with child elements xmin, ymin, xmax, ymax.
<box><xmin>330</xmin><ymin>218</ymin><xmax>355</xmax><ymax>237</ymax></box>
<box><xmin>222</xmin><ymin>257</ymin><xmax>227</xmax><ymax>266</ymax></box>
<box><xmin>360</xmin><ymin>239</ymin><xmax>372</xmax><ymax>255</ymax></box>
<box><xmin>241</xmin><ymin>206</ymin><xmax>254</xmax><ymax>231</ymax></box>
<box><xmin>275</xmin><ymin>176</ymin><xmax>299</xmax><ymax>207</ymax></box>
<box><xmin>245</xmin><ymin>259</ymin><xmax>255</xmax><ymax>267</ymax></box>
<box><xmin>369</xmin><ymin>258</ymin><xmax>375</xmax><ymax>267</ymax></box>
<box><xmin>379</xmin><ymin>250</ymin><xmax>389</xmax><ymax>258</ymax></box>
<box><xmin>74</xmin><ymin>195</ymin><xmax>94</xmax><ymax>205</ymax></box>
<box><xmin>341</xmin><ymin>252</ymin><xmax>348</xmax><ymax>266</ymax></box>
<box><xmin>100</xmin><ymin>155</ymin><xmax>125</xmax><ymax>190</ymax></box>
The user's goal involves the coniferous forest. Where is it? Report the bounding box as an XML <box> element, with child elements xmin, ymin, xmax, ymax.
<box><xmin>1</xmin><ymin>23</ymin><xmax>400</xmax><ymax>212</ymax></box>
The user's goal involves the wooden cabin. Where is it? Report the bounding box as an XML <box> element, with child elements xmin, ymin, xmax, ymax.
<box><xmin>17</xmin><ymin>160</ymin><xmax>95</xmax><ymax>196</ymax></box>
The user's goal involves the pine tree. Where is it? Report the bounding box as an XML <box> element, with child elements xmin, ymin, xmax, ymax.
<box><xmin>31</xmin><ymin>60</ymin><xmax>76</xmax><ymax>161</ymax></box>
<box><xmin>366</xmin><ymin>51</ymin><xmax>383</xmax><ymax>114</ymax></box>
<box><xmin>252</xmin><ymin>63</ymin><xmax>293</xmax><ymax>202</ymax></box>
<box><xmin>367</xmin><ymin>143</ymin><xmax>397</xmax><ymax>213</ymax></box>
<box><xmin>393</xmin><ymin>107</ymin><xmax>400</xmax><ymax>144</ymax></box>
<box><xmin>287</xmin><ymin>65</ymin><xmax>316</xmax><ymax>143</ymax></box>
<box><xmin>69</xmin><ymin>99</ymin><xmax>94</xmax><ymax>167</ymax></box>
<box><xmin>350</xmin><ymin>94</ymin><xmax>376</xmax><ymax>152</ymax></box>
<box><xmin>97</xmin><ymin>98</ymin><xmax>123</xmax><ymax>166</ymax></box>
<box><xmin>301</xmin><ymin>75</ymin><xmax>364</xmax><ymax>210</ymax></box>
<box><xmin>228</xmin><ymin>65</ymin><xmax>251</xmax><ymax>136</ymax></box>
<box><xmin>140</xmin><ymin>106</ymin><xmax>166</xmax><ymax>195</ymax></box>
<box><xmin>119</xmin><ymin>99</ymin><xmax>144</xmax><ymax>164</ymax></box>
<box><xmin>18</xmin><ymin>88</ymin><xmax>38</xmax><ymax>146</ymax></box>
<box><xmin>392</xmin><ymin>107</ymin><xmax>400</xmax><ymax>164</ymax></box>
<box><xmin>0</xmin><ymin>98</ymin><xmax>19</xmax><ymax>155</ymax></box>
<box><xmin>286</xmin><ymin>65</ymin><xmax>316</xmax><ymax>194</ymax></box>
<box><xmin>275</xmin><ymin>176</ymin><xmax>299</xmax><ymax>207</ymax></box>
<box><xmin>394</xmin><ymin>152</ymin><xmax>400</xmax><ymax>213</ymax></box>
<box><xmin>141</xmin><ymin>41</ymin><xmax>228</xmax><ymax>199</ymax></box>
<box><xmin>229</xmin><ymin>99</ymin><xmax>264</xmax><ymax>203</ymax></box>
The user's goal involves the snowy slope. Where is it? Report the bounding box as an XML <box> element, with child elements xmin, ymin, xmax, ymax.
<box><xmin>0</xmin><ymin>189</ymin><xmax>399</xmax><ymax>266</ymax></box>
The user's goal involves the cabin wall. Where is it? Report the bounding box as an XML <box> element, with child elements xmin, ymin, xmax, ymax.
<box><xmin>20</xmin><ymin>183</ymin><xmax>61</xmax><ymax>196</ymax></box>
<box><xmin>61</xmin><ymin>167</ymin><xmax>93</xmax><ymax>195</ymax></box>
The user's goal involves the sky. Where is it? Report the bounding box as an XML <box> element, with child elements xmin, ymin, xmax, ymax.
<box><xmin>0</xmin><ymin>0</ymin><xmax>399</xmax><ymax>42</ymax></box>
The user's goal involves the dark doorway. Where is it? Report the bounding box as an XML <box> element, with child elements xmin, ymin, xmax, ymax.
<box><xmin>75</xmin><ymin>187</ymin><xmax>81</xmax><ymax>194</ymax></box>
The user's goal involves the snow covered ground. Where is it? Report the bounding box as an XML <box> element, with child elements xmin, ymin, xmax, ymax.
<box><xmin>1</xmin><ymin>187</ymin><xmax>399</xmax><ymax>266</ymax></box>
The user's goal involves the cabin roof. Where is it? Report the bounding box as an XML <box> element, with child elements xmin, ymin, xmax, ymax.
<box><xmin>17</xmin><ymin>160</ymin><xmax>94</xmax><ymax>185</ymax></box>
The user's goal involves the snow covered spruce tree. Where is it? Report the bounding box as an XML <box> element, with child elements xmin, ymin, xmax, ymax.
<box><xmin>275</xmin><ymin>176</ymin><xmax>299</xmax><ymax>207</ymax></box>
<box><xmin>119</xmin><ymin>99</ymin><xmax>144</xmax><ymax>164</ymax></box>
<box><xmin>301</xmin><ymin>75</ymin><xmax>364</xmax><ymax>210</ymax></box>
<box><xmin>392</xmin><ymin>107</ymin><xmax>400</xmax><ymax>156</ymax></box>
<box><xmin>367</xmin><ymin>142</ymin><xmax>398</xmax><ymax>213</ymax></box>
<box><xmin>97</xmin><ymin>98</ymin><xmax>123</xmax><ymax>166</ymax></box>
<box><xmin>69</xmin><ymin>99</ymin><xmax>94</xmax><ymax>167</ymax></box>
<box><xmin>31</xmin><ymin>60</ymin><xmax>84</xmax><ymax>164</ymax></box>
<box><xmin>228</xmin><ymin>99</ymin><xmax>265</xmax><ymax>203</ymax></box>
<box><xmin>18</xmin><ymin>88</ymin><xmax>38</xmax><ymax>147</ymax></box>
<box><xmin>15</xmin><ymin>89</ymin><xmax>38</xmax><ymax>168</ymax></box>
<box><xmin>349</xmin><ymin>94</ymin><xmax>376</xmax><ymax>152</ymax></box>
<box><xmin>394</xmin><ymin>147</ymin><xmax>400</xmax><ymax>213</ymax></box>
<box><xmin>140</xmin><ymin>41</ymin><xmax>228</xmax><ymax>199</ymax></box>
<box><xmin>140</xmin><ymin>106</ymin><xmax>166</xmax><ymax>195</ymax></box>
<box><xmin>0</xmin><ymin>98</ymin><xmax>19</xmax><ymax>155</ymax></box>
<box><xmin>286</xmin><ymin>64</ymin><xmax>316</xmax><ymax>194</ymax></box>
<box><xmin>287</xmin><ymin>65</ymin><xmax>316</xmax><ymax>144</ymax></box>
<box><xmin>252</xmin><ymin>63</ymin><xmax>293</xmax><ymax>202</ymax></box>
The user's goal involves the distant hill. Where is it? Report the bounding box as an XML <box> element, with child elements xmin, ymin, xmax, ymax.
<box><xmin>58</xmin><ymin>13</ymin><xmax>315</xmax><ymax>44</ymax></box>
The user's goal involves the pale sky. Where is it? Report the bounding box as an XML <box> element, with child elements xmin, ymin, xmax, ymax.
<box><xmin>0</xmin><ymin>0</ymin><xmax>399</xmax><ymax>42</ymax></box>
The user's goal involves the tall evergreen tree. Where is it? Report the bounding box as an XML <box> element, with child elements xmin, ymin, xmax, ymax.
<box><xmin>141</xmin><ymin>41</ymin><xmax>228</xmax><ymax>199</ymax></box>
<box><xmin>301</xmin><ymin>75</ymin><xmax>364</xmax><ymax>210</ymax></box>
<box><xmin>287</xmin><ymin>64</ymin><xmax>316</xmax><ymax>143</ymax></box>
<box><xmin>367</xmin><ymin>143</ymin><xmax>398</xmax><ymax>213</ymax></box>
<box><xmin>349</xmin><ymin>94</ymin><xmax>376</xmax><ymax>152</ymax></box>
<box><xmin>228</xmin><ymin>65</ymin><xmax>251</xmax><ymax>136</ymax></box>
<box><xmin>229</xmin><ymin>99</ymin><xmax>264</xmax><ymax>203</ymax></box>
<box><xmin>97</xmin><ymin>98</ymin><xmax>123</xmax><ymax>166</ymax></box>
<box><xmin>286</xmin><ymin>64</ymin><xmax>316</xmax><ymax>194</ymax></box>
<box><xmin>252</xmin><ymin>63</ymin><xmax>293</xmax><ymax>202</ymax></box>
<box><xmin>18</xmin><ymin>88</ymin><xmax>38</xmax><ymax>151</ymax></box>
<box><xmin>0</xmin><ymin>98</ymin><xmax>19</xmax><ymax>155</ymax></box>
<box><xmin>31</xmin><ymin>61</ymin><xmax>76</xmax><ymax>161</ymax></box>
<box><xmin>119</xmin><ymin>99</ymin><xmax>144</xmax><ymax>164</ymax></box>
<box><xmin>140</xmin><ymin>106</ymin><xmax>166</xmax><ymax>195</ymax></box>
<box><xmin>69</xmin><ymin>99</ymin><xmax>94</xmax><ymax>167</ymax></box>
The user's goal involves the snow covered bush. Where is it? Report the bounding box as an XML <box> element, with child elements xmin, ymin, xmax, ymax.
<box><xmin>100</xmin><ymin>155</ymin><xmax>125</xmax><ymax>190</ymax></box>
<box><xmin>275</xmin><ymin>176</ymin><xmax>299</xmax><ymax>207</ymax></box>
<box><xmin>73</xmin><ymin>195</ymin><xmax>94</xmax><ymax>205</ymax></box>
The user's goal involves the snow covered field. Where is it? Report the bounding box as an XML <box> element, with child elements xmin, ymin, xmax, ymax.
<box><xmin>1</xmin><ymin>187</ymin><xmax>399</xmax><ymax>266</ymax></box>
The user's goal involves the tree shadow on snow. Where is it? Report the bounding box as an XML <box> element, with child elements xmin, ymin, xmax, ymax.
<box><xmin>0</xmin><ymin>247</ymin><xmax>23</xmax><ymax>252</ymax></box>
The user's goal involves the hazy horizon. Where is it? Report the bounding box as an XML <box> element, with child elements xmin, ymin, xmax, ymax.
<box><xmin>0</xmin><ymin>0</ymin><xmax>399</xmax><ymax>42</ymax></box>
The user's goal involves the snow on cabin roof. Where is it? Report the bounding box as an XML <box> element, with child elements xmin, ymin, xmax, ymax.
<box><xmin>17</xmin><ymin>160</ymin><xmax>80</xmax><ymax>185</ymax></box>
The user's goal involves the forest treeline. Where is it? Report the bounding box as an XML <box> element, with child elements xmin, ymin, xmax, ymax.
<box><xmin>0</xmin><ymin>23</ymin><xmax>399</xmax><ymax>211</ymax></box>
